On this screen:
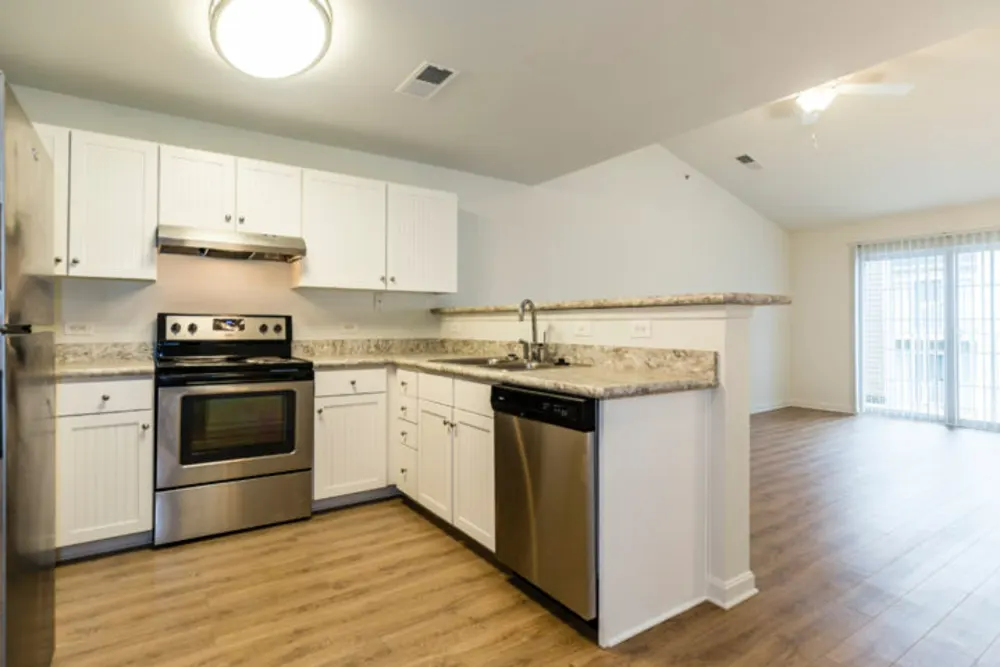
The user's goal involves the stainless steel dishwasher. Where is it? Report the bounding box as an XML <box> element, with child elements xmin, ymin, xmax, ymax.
<box><xmin>492</xmin><ymin>385</ymin><xmax>597</xmax><ymax>620</ymax></box>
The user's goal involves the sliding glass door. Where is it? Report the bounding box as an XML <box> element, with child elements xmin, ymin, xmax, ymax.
<box><xmin>857</xmin><ymin>232</ymin><xmax>1000</xmax><ymax>430</ymax></box>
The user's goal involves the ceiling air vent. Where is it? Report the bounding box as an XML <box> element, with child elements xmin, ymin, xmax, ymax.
<box><xmin>396</xmin><ymin>62</ymin><xmax>458</xmax><ymax>99</ymax></box>
<box><xmin>736</xmin><ymin>154</ymin><xmax>763</xmax><ymax>171</ymax></box>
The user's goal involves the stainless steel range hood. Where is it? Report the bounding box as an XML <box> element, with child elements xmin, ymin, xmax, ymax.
<box><xmin>156</xmin><ymin>225</ymin><xmax>306</xmax><ymax>263</ymax></box>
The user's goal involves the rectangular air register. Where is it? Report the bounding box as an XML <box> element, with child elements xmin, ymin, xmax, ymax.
<box><xmin>396</xmin><ymin>62</ymin><xmax>458</xmax><ymax>99</ymax></box>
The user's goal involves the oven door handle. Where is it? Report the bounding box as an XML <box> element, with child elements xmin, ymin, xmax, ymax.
<box><xmin>157</xmin><ymin>370</ymin><xmax>314</xmax><ymax>386</ymax></box>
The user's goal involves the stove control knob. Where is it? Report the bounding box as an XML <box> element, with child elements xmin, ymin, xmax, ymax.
<box><xmin>259</xmin><ymin>324</ymin><xmax>269</xmax><ymax>334</ymax></box>
<box><xmin>170</xmin><ymin>323</ymin><xmax>181</xmax><ymax>335</ymax></box>
<box><xmin>273</xmin><ymin>324</ymin><xmax>283</xmax><ymax>335</ymax></box>
<box><xmin>187</xmin><ymin>323</ymin><xmax>198</xmax><ymax>334</ymax></box>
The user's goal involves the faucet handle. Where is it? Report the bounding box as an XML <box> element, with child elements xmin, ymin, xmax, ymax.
<box><xmin>518</xmin><ymin>338</ymin><xmax>531</xmax><ymax>361</ymax></box>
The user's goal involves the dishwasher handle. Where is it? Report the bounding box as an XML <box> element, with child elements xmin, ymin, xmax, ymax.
<box><xmin>491</xmin><ymin>385</ymin><xmax>597</xmax><ymax>432</ymax></box>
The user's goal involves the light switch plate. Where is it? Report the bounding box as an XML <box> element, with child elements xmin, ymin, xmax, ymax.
<box><xmin>63</xmin><ymin>322</ymin><xmax>94</xmax><ymax>336</ymax></box>
<box><xmin>630</xmin><ymin>320</ymin><xmax>652</xmax><ymax>338</ymax></box>
<box><xmin>574</xmin><ymin>322</ymin><xmax>593</xmax><ymax>337</ymax></box>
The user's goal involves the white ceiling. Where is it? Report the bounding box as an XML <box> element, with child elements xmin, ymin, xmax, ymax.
<box><xmin>2</xmin><ymin>1</ymin><xmax>999</xmax><ymax>184</ymax></box>
<box><xmin>666</xmin><ymin>26</ymin><xmax>1000</xmax><ymax>229</ymax></box>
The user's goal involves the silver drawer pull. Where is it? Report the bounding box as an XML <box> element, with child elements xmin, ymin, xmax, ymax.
<box><xmin>141</xmin><ymin>424</ymin><xmax>150</xmax><ymax>431</ymax></box>
<box><xmin>101</xmin><ymin>394</ymin><xmax>110</xmax><ymax>401</ymax></box>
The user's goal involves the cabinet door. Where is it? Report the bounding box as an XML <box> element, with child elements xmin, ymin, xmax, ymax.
<box><xmin>314</xmin><ymin>394</ymin><xmax>387</xmax><ymax>500</ymax></box>
<box><xmin>159</xmin><ymin>145</ymin><xmax>236</xmax><ymax>230</ymax></box>
<box><xmin>68</xmin><ymin>131</ymin><xmax>158</xmax><ymax>280</ymax></box>
<box><xmin>452</xmin><ymin>409</ymin><xmax>495</xmax><ymax>550</ymax></box>
<box><xmin>297</xmin><ymin>170</ymin><xmax>387</xmax><ymax>289</ymax></box>
<box><xmin>236</xmin><ymin>158</ymin><xmax>302</xmax><ymax>237</ymax></box>
<box><xmin>34</xmin><ymin>123</ymin><xmax>70</xmax><ymax>275</ymax></box>
<box><xmin>386</xmin><ymin>185</ymin><xmax>458</xmax><ymax>293</ymax></box>
<box><xmin>417</xmin><ymin>400</ymin><xmax>453</xmax><ymax>522</ymax></box>
<box><xmin>56</xmin><ymin>410</ymin><xmax>154</xmax><ymax>547</ymax></box>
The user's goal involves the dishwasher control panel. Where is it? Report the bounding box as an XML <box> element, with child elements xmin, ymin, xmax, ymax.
<box><xmin>491</xmin><ymin>385</ymin><xmax>596</xmax><ymax>432</ymax></box>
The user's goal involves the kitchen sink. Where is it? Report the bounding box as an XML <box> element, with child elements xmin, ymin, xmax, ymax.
<box><xmin>429</xmin><ymin>356</ymin><xmax>560</xmax><ymax>372</ymax></box>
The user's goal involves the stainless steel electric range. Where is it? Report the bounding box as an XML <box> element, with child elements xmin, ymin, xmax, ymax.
<box><xmin>153</xmin><ymin>313</ymin><xmax>314</xmax><ymax>546</ymax></box>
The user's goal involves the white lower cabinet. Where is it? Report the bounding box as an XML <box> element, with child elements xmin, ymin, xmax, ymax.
<box><xmin>452</xmin><ymin>409</ymin><xmax>495</xmax><ymax>551</ymax></box>
<box><xmin>413</xmin><ymin>375</ymin><xmax>496</xmax><ymax>550</ymax></box>
<box><xmin>56</xmin><ymin>409</ymin><xmax>154</xmax><ymax>548</ymax></box>
<box><xmin>312</xmin><ymin>369</ymin><xmax>388</xmax><ymax>502</ymax></box>
<box><xmin>417</xmin><ymin>399</ymin><xmax>454</xmax><ymax>522</ymax></box>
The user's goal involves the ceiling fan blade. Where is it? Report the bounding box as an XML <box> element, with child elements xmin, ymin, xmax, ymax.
<box><xmin>836</xmin><ymin>82</ymin><xmax>914</xmax><ymax>96</ymax></box>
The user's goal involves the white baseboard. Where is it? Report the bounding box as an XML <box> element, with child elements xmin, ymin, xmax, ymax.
<box><xmin>751</xmin><ymin>401</ymin><xmax>791</xmax><ymax>415</ymax></box>
<box><xmin>706</xmin><ymin>572</ymin><xmax>758</xmax><ymax>610</ymax></box>
<box><xmin>598</xmin><ymin>596</ymin><xmax>707</xmax><ymax>648</ymax></box>
<box><xmin>787</xmin><ymin>400</ymin><xmax>856</xmax><ymax>415</ymax></box>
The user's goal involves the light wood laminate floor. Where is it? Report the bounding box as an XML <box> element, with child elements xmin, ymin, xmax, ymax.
<box><xmin>54</xmin><ymin>409</ymin><xmax>1000</xmax><ymax>666</ymax></box>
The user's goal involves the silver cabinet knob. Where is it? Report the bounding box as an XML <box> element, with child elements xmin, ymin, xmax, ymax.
<box><xmin>390</xmin><ymin>276</ymin><xmax>396</xmax><ymax>284</ymax></box>
<box><xmin>380</xmin><ymin>276</ymin><xmax>386</xmax><ymax>283</ymax></box>
<box><xmin>54</xmin><ymin>257</ymin><xmax>63</xmax><ymax>265</ymax></box>
<box><xmin>70</xmin><ymin>258</ymin><xmax>80</xmax><ymax>266</ymax></box>
<box><xmin>141</xmin><ymin>424</ymin><xmax>150</xmax><ymax>431</ymax></box>
<box><xmin>400</xmin><ymin>468</ymin><xmax>408</xmax><ymax>475</ymax></box>
<box><xmin>317</xmin><ymin>408</ymin><xmax>323</xmax><ymax>415</ymax></box>
<box><xmin>101</xmin><ymin>394</ymin><xmax>110</xmax><ymax>401</ymax></box>
<box><xmin>238</xmin><ymin>216</ymin><xmax>245</xmax><ymax>224</ymax></box>
<box><xmin>350</xmin><ymin>380</ymin><xmax>357</xmax><ymax>387</ymax></box>
<box><xmin>400</xmin><ymin>406</ymin><xmax>407</xmax><ymax>413</ymax></box>
<box><xmin>225</xmin><ymin>214</ymin><xmax>232</xmax><ymax>222</ymax></box>
<box><xmin>442</xmin><ymin>418</ymin><xmax>448</xmax><ymax>426</ymax></box>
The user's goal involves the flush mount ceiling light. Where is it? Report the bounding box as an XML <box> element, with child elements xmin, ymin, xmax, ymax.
<box><xmin>210</xmin><ymin>0</ymin><xmax>332</xmax><ymax>79</ymax></box>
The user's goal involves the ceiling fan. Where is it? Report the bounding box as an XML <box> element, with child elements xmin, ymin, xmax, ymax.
<box><xmin>769</xmin><ymin>73</ymin><xmax>915</xmax><ymax>125</ymax></box>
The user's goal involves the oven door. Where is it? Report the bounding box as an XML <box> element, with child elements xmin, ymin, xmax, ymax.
<box><xmin>156</xmin><ymin>379</ymin><xmax>314</xmax><ymax>489</ymax></box>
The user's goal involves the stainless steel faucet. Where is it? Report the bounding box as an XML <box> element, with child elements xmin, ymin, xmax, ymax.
<box><xmin>518</xmin><ymin>299</ymin><xmax>545</xmax><ymax>362</ymax></box>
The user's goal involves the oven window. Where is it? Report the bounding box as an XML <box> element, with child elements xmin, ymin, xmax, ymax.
<box><xmin>180</xmin><ymin>391</ymin><xmax>295</xmax><ymax>464</ymax></box>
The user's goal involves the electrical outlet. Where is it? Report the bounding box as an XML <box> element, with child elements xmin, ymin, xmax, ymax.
<box><xmin>573</xmin><ymin>322</ymin><xmax>593</xmax><ymax>337</ymax></box>
<box><xmin>630</xmin><ymin>320</ymin><xmax>652</xmax><ymax>339</ymax></box>
<box><xmin>63</xmin><ymin>322</ymin><xmax>94</xmax><ymax>336</ymax></box>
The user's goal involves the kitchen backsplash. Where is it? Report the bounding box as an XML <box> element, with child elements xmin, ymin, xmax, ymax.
<box><xmin>57</xmin><ymin>254</ymin><xmax>441</xmax><ymax>344</ymax></box>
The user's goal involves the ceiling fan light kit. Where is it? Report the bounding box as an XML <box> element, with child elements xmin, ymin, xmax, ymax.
<box><xmin>210</xmin><ymin>0</ymin><xmax>333</xmax><ymax>79</ymax></box>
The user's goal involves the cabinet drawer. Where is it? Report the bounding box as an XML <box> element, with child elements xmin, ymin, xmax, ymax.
<box><xmin>454</xmin><ymin>379</ymin><xmax>493</xmax><ymax>417</ymax></box>
<box><xmin>396</xmin><ymin>420</ymin><xmax>417</xmax><ymax>451</ymax></box>
<box><xmin>56</xmin><ymin>378</ymin><xmax>154</xmax><ymax>416</ymax></box>
<box><xmin>418</xmin><ymin>373</ymin><xmax>454</xmax><ymax>406</ymax></box>
<box><xmin>396</xmin><ymin>395</ymin><xmax>418</xmax><ymax>423</ymax></box>
<box><xmin>396</xmin><ymin>369</ymin><xmax>418</xmax><ymax>398</ymax></box>
<box><xmin>315</xmin><ymin>368</ymin><xmax>387</xmax><ymax>397</ymax></box>
<box><xmin>395</xmin><ymin>444</ymin><xmax>418</xmax><ymax>499</ymax></box>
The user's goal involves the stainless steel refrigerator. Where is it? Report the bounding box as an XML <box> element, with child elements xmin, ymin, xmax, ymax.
<box><xmin>0</xmin><ymin>73</ymin><xmax>56</xmax><ymax>667</ymax></box>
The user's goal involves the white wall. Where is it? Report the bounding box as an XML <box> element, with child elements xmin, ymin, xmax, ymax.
<box><xmin>442</xmin><ymin>145</ymin><xmax>792</xmax><ymax>413</ymax></box>
<box><xmin>20</xmin><ymin>86</ymin><xmax>790</xmax><ymax>410</ymax></box>
<box><xmin>790</xmin><ymin>198</ymin><xmax>1000</xmax><ymax>412</ymax></box>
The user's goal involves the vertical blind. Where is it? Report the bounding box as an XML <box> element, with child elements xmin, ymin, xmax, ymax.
<box><xmin>857</xmin><ymin>231</ymin><xmax>1000</xmax><ymax>430</ymax></box>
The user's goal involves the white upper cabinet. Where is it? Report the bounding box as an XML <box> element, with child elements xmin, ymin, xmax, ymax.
<box><xmin>236</xmin><ymin>159</ymin><xmax>302</xmax><ymax>237</ymax></box>
<box><xmin>34</xmin><ymin>124</ymin><xmax>70</xmax><ymax>276</ymax></box>
<box><xmin>386</xmin><ymin>184</ymin><xmax>458</xmax><ymax>294</ymax></box>
<box><xmin>159</xmin><ymin>146</ymin><xmax>236</xmax><ymax>230</ymax></box>
<box><xmin>69</xmin><ymin>131</ymin><xmax>158</xmax><ymax>280</ymax></box>
<box><xmin>296</xmin><ymin>170</ymin><xmax>386</xmax><ymax>290</ymax></box>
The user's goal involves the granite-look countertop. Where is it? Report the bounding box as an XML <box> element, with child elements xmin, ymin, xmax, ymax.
<box><xmin>306</xmin><ymin>354</ymin><xmax>717</xmax><ymax>399</ymax></box>
<box><xmin>55</xmin><ymin>360</ymin><xmax>155</xmax><ymax>380</ymax></box>
<box><xmin>431</xmin><ymin>292</ymin><xmax>791</xmax><ymax>315</ymax></box>
<box><xmin>53</xmin><ymin>340</ymin><xmax>718</xmax><ymax>399</ymax></box>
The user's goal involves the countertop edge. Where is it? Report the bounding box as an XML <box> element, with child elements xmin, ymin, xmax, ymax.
<box><xmin>430</xmin><ymin>292</ymin><xmax>791</xmax><ymax>315</ymax></box>
<box><xmin>56</xmin><ymin>357</ymin><xmax>717</xmax><ymax>398</ymax></box>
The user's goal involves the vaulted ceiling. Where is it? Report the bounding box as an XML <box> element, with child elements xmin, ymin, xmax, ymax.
<box><xmin>1</xmin><ymin>0</ymin><xmax>998</xmax><ymax>183</ymax></box>
<box><xmin>666</xmin><ymin>26</ymin><xmax>1000</xmax><ymax>228</ymax></box>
